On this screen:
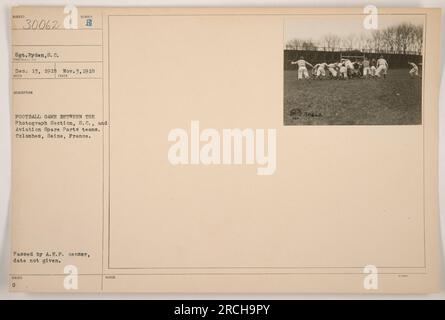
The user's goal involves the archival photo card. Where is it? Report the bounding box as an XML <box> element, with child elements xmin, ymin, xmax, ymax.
<box><xmin>9</xmin><ymin>7</ymin><xmax>441</xmax><ymax>293</ymax></box>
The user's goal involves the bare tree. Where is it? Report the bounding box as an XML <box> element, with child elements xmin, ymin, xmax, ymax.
<box><xmin>341</xmin><ymin>33</ymin><xmax>357</xmax><ymax>50</ymax></box>
<box><xmin>286</xmin><ymin>38</ymin><xmax>317</xmax><ymax>50</ymax></box>
<box><xmin>381</xmin><ymin>26</ymin><xmax>397</xmax><ymax>52</ymax></box>
<box><xmin>286</xmin><ymin>22</ymin><xmax>423</xmax><ymax>54</ymax></box>
<box><xmin>413</xmin><ymin>24</ymin><xmax>423</xmax><ymax>54</ymax></box>
<box><xmin>285</xmin><ymin>39</ymin><xmax>302</xmax><ymax>49</ymax></box>
<box><xmin>357</xmin><ymin>32</ymin><xmax>369</xmax><ymax>51</ymax></box>
<box><xmin>301</xmin><ymin>39</ymin><xmax>317</xmax><ymax>50</ymax></box>
<box><xmin>371</xmin><ymin>29</ymin><xmax>383</xmax><ymax>53</ymax></box>
<box><xmin>321</xmin><ymin>34</ymin><xmax>341</xmax><ymax>51</ymax></box>
<box><xmin>394</xmin><ymin>23</ymin><xmax>412</xmax><ymax>54</ymax></box>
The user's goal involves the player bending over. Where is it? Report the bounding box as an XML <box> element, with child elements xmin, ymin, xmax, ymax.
<box><xmin>352</xmin><ymin>60</ymin><xmax>362</xmax><ymax>78</ymax></box>
<box><xmin>341</xmin><ymin>58</ymin><xmax>357</xmax><ymax>78</ymax></box>
<box><xmin>408</xmin><ymin>62</ymin><xmax>419</xmax><ymax>77</ymax></box>
<box><xmin>316</xmin><ymin>62</ymin><xmax>328</xmax><ymax>79</ymax></box>
<box><xmin>327</xmin><ymin>62</ymin><xmax>338</xmax><ymax>78</ymax></box>
<box><xmin>376</xmin><ymin>55</ymin><xmax>389</xmax><ymax>78</ymax></box>
<box><xmin>341</xmin><ymin>58</ymin><xmax>354</xmax><ymax>70</ymax></box>
<box><xmin>311</xmin><ymin>63</ymin><xmax>319</xmax><ymax>77</ymax></box>
<box><xmin>338</xmin><ymin>62</ymin><xmax>348</xmax><ymax>79</ymax></box>
<box><xmin>370</xmin><ymin>58</ymin><xmax>377</xmax><ymax>77</ymax></box>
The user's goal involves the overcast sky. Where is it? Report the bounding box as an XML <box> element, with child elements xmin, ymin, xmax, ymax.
<box><xmin>284</xmin><ymin>14</ymin><xmax>424</xmax><ymax>43</ymax></box>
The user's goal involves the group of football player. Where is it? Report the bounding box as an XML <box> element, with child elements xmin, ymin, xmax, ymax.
<box><xmin>290</xmin><ymin>55</ymin><xmax>419</xmax><ymax>80</ymax></box>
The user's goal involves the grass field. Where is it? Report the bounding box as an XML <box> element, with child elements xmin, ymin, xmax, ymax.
<box><xmin>284</xmin><ymin>69</ymin><xmax>422</xmax><ymax>125</ymax></box>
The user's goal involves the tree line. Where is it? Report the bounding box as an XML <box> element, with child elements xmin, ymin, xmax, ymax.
<box><xmin>286</xmin><ymin>22</ymin><xmax>423</xmax><ymax>55</ymax></box>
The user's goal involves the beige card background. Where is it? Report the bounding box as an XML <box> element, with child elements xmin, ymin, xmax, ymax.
<box><xmin>9</xmin><ymin>7</ymin><xmax>441</xmax><ymax>293</ymax></box>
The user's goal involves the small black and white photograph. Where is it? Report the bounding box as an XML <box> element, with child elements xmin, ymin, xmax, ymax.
<box><xmin>284</xmin><ymin>15</ymin><xmax>424</xmax><ymax>125</ymax></box>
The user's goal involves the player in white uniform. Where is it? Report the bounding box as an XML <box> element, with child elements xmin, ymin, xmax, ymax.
<box><xmin>327</xmin><ymin>62</ymin><xmax>338</xmax><ymax>78</ymax></box>
<box><xmin>376</xmin><ymin>55</ymin><xmax>389</xmax><ymax>78</ymax></box>
<box><xmin>291</xmin><ymin>56</ymin><xmax>314</xmax><ymax>80</ymax></box>
<box><xmin>341</xmin><ymin>58</ymin><xmax>354</xmax><ymax>70</ymax></box>
<box><xmin>316</xmin><ymin>62</ymin><xmax>328</xmax><ymax>78</ymax></box>
<box><xmin>362</xmin><ymin>58</ymin><xmax>371</xmax><ymax>78</ymax></box>
<box><xmin>408</xmin><ymin>62</ymin><xmax>419</xmax><ymax>77</ymax></box>
<box><xmin>312</xmin><ymin>63</ymin><xmax>319</xmax><ymax>77</ymax></box>
<box><xmin>340</xmin><ymin>58</ymin><xmax>355</xmax><ymax>78</ymax></box>
<box><xmin>370</xmin><ymin>58</ymin><xmax>377</xmax><ymax>77</ymax></box>
<box><xmin>338</xmin><ymin>62</ymin><xmax>348</xmax><ymax>79</ymax></box>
